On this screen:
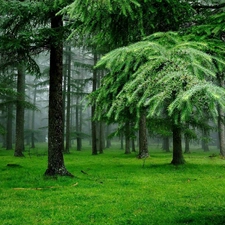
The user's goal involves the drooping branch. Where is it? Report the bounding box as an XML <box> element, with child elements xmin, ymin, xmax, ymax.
<box><xmin>193</xmin><ymin>3</ymin><xmax>225</xmax><ymax>9</ymax></box>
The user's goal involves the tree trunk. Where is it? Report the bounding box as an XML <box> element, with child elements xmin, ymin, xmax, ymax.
<box><xmin>65</xmin><ymin>46</ymin><xmax>71</xmax><ymax>153</ymax></box>
<box><xmin>162</xmin><ymin>137</ymin><xmax>170</xmax><ymax>152</ymax></box>
<box><xmin>218</xmin><ymin>104</ymin><xmax>225</xmax><ymax>156</ymax></box>
<box><xmin>106</xmin><ymin>125</ymin><xmax>111</xmax><ymax>148</ymax></box>
<box><xmin>125</xmin><ymin>122</ymin><xmax>131</xmax><ymax>154</ymax></box>
<box><xmin>92</xmin><ymin>52</ymin><xmax>98</xmax><ymax>155</ymax></box>
<box><xmin>171</xmin><ymin>123</ymin><xmax>185</xmax><ymax>165</ymax></box>
<box><xmin>14</xmin><ymin>65</ymin><xmax>25</xmax><ymax>157</ymax></box>
<box><xmin>138</xmin><ymin>112</ymin><xmax>149</xmax><ymax>158</ymax></box>
<box><xmin>120</xmin><ymin>133</ymin><xmax>124</xmax><ymax>150</ymax></box>
<box><xmin>184</xmin><ymin>135</ymin><xmax>190</xmax><ymax>154</ymax></box>
<box><xmin>201</xmin><ymin>129</ymin><xmax>209</xmax><ymax>152</ymax></box>
<box><xmin>31</xmin><ymin>84</ymin><xmax>37</xmax><ymax>148</ymax></box>
<box><xmin>76</xmin><ymin>96</ymin><xmax>82</xmax><ymax>151</ymax></box>
<box><xmin>44</xmin><ymin>15</ymin><xmax>72</xmax><ymax>177</ymax></box>
<box><xmin>6</xmin><ymin>103</ymin><xmax>13</xmax><ymax>150</ymax></box>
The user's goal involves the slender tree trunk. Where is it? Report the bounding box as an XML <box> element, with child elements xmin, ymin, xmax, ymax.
<box><xmin>171</xmin><ymin>122</ymin><xmax>185</xmax><ymax>165</ymax></box>
<box><xmin>106</xmin><ymin>125</ymin><xmax>111</xmax><ymax>148</ymax></box>
<box><xmin>201</xmin><ymin>129</ymin><xmax>209</xmax><ymax>152</ymax></box>
<box><xmin>6</xmin><ymin>103</ymin><xmax>13</xmax><ymax>150</ymax></box>
<box><xmin>92</xmin><ymin>52</ymin><xmax>98</xmax><ymax>155</ymax></box>
<box><xmin>76</xmin><ymin>96</ymin><xmax>82</xmax><ymax>151</ymax></box>
<box><xmin>44</xmin><ymin>15</ymin><xmax>72</xmax><ymax>177</ymax></box>
<box><xmin>184</xmin><ymin>135</ymin><xmax>190</xmax><ymax>154</ymax></box>
<box><xmin>14</xmin><ymin>65</ymin><xmax>25</xmax><ymax>157</ymax></box>
<box><xmin>218</xmin><ymin>105</ymin><xmax>225</xmax><ymax>156</ymax></box>
<box><xmin>31</xmin><ymin>84</ymin><xmax>37</xmax><ymax>148</ymax></box>
<box><xmin>162</xmin><ymin>137</ymin><xmax>170</xmax><ymax>152</ymax></box>
<box><xmin>65</xmin><ymin>46</ymin><xmax>71</xmax><ymax>153</ymax></box>
<box><xmin>125</xmin><ymin>122</ymin><xmax>131</xmax><ymax>154</ymax></box>
<box><xmin>120</xmin><ymin>133</ymin><xmax>124</xmax><ymax>150</ymax></box>
<box><xmin>138</xmin><ymin>112</ymin><xmax>149</xmax><ymax>158</ymax></box>
<box><xmin>132</xmin><ymin>138</ymin><xmax>136</xmax><ymax>152</ymax></box>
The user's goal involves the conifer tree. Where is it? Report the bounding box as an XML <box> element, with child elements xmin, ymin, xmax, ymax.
<box><xmin>92</xmin><ymin>32</ymin><xmax>225</xmax><ymax>165</ymax></box>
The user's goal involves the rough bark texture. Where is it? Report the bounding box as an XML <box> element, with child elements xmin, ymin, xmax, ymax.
<box><xmin>14</xmin><ymin>66</ymin><xmax>25</xmax><ymax>157</ymax></box>
<box><xmin>138</xmin><ymin>112</ymin><xmax>149</xmax><ymax>158</ymax></box>
<box><xmin>44</xmin><ymin>15</ymin><xmax>73</xmax><ymax>177</ymax></box>
<box><xmin>171</xmin><ymin>123</ymin><xmax>185</xmax><ymax>165</ymax></box>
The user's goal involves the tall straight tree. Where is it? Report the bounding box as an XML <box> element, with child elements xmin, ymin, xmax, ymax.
<box><xmin>14</xmin><ymin>65</ymin><xmax>25</xmax><ymax>157</ymax></box>
<box><xmin>45</xmin><ymin>13</ymin><xmax>72</xmax><ymax>176</ymax></box>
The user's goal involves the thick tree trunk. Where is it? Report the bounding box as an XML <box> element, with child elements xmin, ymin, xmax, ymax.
<box><xmin>138</xmin><ymin>112</ymin><xmax>149</xmax><ymax>158</ymax></box>
<box><xmin>171</xmin><ymin>123</ymin><xmax>185</xmax><ymax>165</ymax></box>
<box><xmin>44</xmin><ymin>15</ymin><xmax>72</xmax><ymax>177</ymax></box>
<box><xmin>14</xmin><ymin>65</ymin><xmax>25</xmax><ymax>157</ymax></box>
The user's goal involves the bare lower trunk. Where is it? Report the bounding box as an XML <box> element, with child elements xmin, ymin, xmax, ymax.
<box><xmin>171</xmin><ymin>123</ymin><xmax>185</xmax><ymax>165</ymax></box>
<box><xmin>218</xmin><ymin>105</ymin><xmax>225</xmax><ymax>156</ymax></box>
<box><xmin>138</xmin><ymin>112</ymin><xmax>149</xmax><ymax>158</ymax></box>
<box><xmin>14</xmin><ymin>65</ymin><xmax>25</xmax><ymax>157</ymax></box>
<box><xmin>44</xmin><ymin>15</ymin><xmax>72</xmax><ymax>177</ymax></box>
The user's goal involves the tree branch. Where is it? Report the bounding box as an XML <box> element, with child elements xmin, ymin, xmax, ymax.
<box><xmin>193</xmin><ymin>3</ymin><xmax>225</xmax><ymax>9</ymax></box>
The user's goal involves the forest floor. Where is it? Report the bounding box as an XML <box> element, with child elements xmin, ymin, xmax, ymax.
<box><xmin>1</xmin><ymin>143</ymin><xmax>225</xmax><ymax>225</ymax></box>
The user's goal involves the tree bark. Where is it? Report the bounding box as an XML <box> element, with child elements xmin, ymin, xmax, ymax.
<box><xmin>138</xmin><ymin>112</ymin><xmax>149</xmax><ymax>158</ymax></box>
<box><xmin>171</xmin><ymin>122</ymin><xmax>185</xmax><ymax>165</ymax></box>
<box><xmin>44</xmin><ymin>15</ymin><xmax>73</xmax><ymax>177</ymax></box>
<box><xmin>14</xmin><ymin>65</ymin><xmax>25</xmax><ymax>157</ymax></box>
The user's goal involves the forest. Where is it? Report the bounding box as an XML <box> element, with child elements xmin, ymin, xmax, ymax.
<box><xmin>1</xmin><ymin>0</ymin><xmax>225</xmax><ymax>224</ymax></box>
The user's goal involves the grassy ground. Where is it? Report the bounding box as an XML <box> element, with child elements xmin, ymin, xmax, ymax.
<box><xmin>1</xmin><ymin>143</ymin><xmax>225</xmax><ymax>225</ymax></box>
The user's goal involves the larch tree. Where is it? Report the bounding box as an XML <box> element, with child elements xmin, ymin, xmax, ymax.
<box><xmin>93</xmin><ymin>32</ymin><xmax>225</xmax><ymax>165</ymax></box>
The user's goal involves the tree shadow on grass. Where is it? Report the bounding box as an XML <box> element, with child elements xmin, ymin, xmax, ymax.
<box><xmin>176</xmin><ymin>213</ymin><xmax>225</xmax><ymax>225</ymax></box>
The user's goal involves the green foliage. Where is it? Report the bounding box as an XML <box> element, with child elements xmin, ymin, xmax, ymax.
<box><xmin>61</xmin><ymin>0</ymin><xmax>192</xmax><ymax>51</ymax></box>
<box><xmin>89</xmin><ymin>32</ymin><xmax>225</xmax><ymax>137</ymax></box>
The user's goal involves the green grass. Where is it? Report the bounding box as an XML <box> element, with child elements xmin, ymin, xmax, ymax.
<box><xmin>1</xmin><ymin>143</ymin><xmax>225</xmax><ymax>225</ymax></box>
